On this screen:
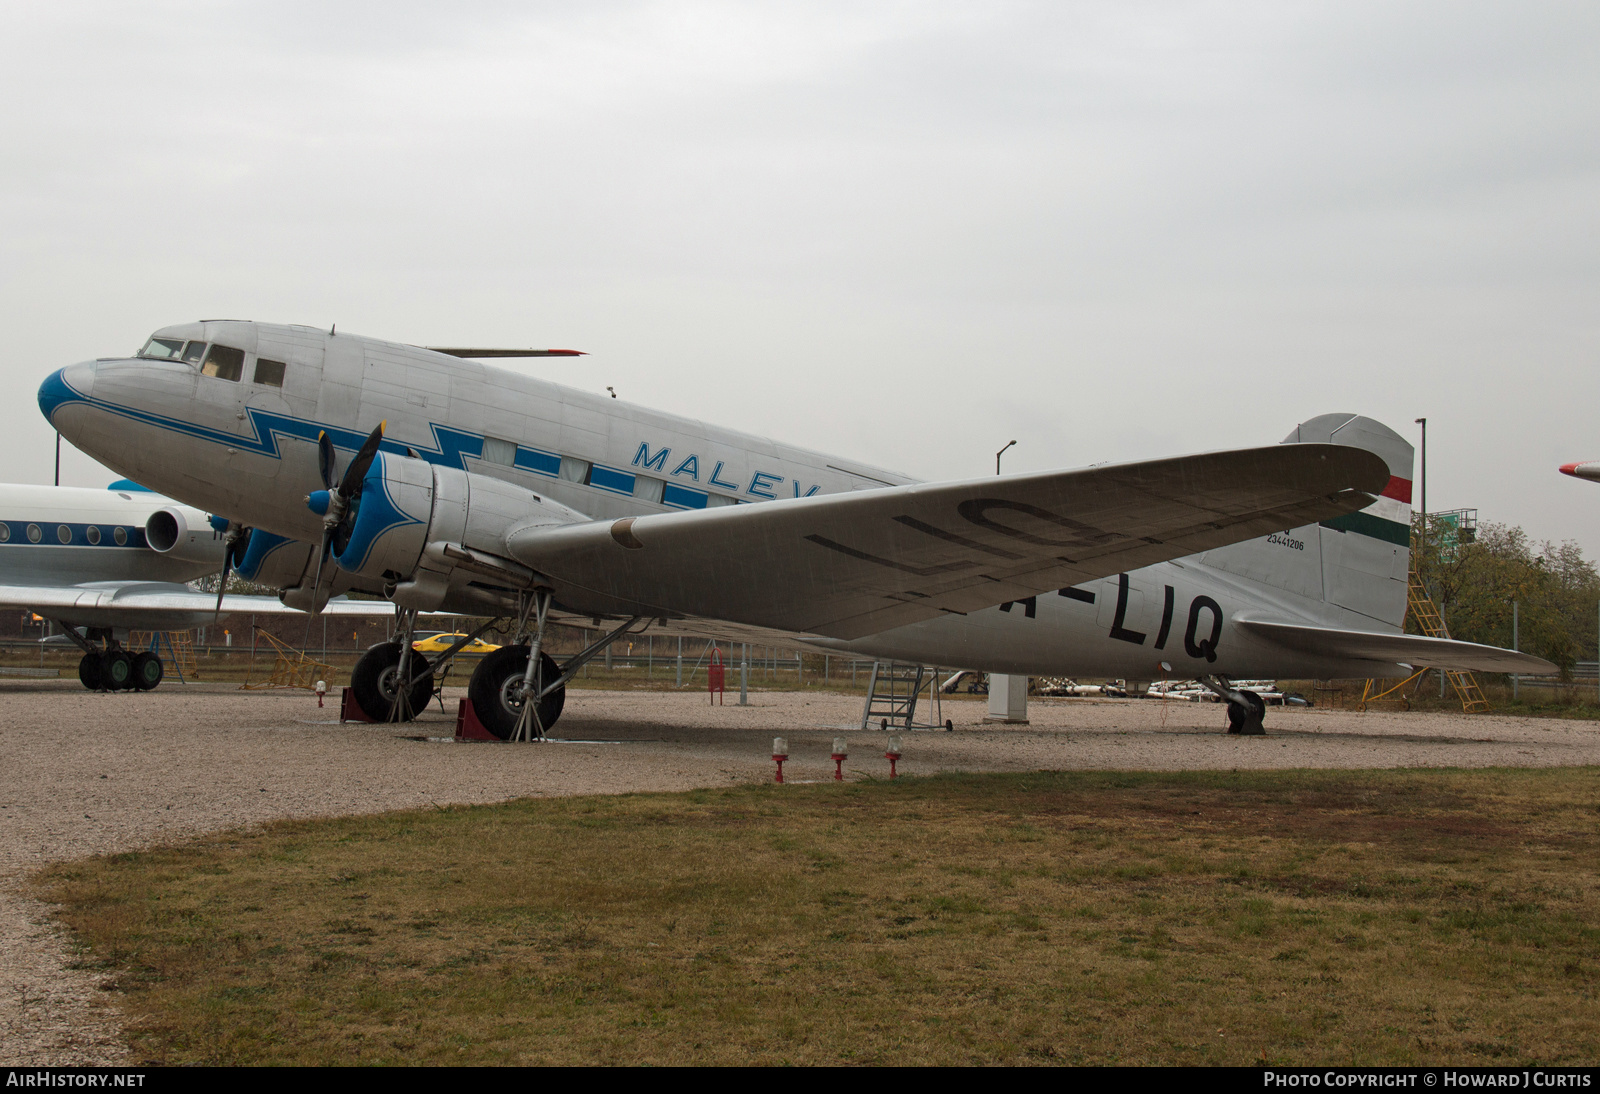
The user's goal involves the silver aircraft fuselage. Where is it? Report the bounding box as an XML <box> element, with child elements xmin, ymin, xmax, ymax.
<box><xmin>43</xmin><ymin>321</ymin><xmax>1418</xmax><ymax>681</ymax></box>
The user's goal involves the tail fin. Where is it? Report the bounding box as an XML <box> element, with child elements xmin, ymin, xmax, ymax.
<box><xmin>1200</xmin><ymin>414</ymin><xmax>1412</xmax><ymax>630</ymax></box>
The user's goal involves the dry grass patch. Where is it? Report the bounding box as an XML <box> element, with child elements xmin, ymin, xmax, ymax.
<box><xmin>34</xmin><ymin>769</ymin><xmax>1600</xmax><ymax>1065</ymax></box>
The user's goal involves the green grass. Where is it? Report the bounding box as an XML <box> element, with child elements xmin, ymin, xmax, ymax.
<box><xmin>35</xmin><ymin>769</ymin><xmax>1600</xmax><ymax>1065</ymax></box>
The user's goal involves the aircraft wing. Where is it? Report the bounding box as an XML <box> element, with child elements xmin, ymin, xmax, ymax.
<box><xmin>0</xmin><ymin>582</ymin><xmax>394</xmax><ymax>628</ymax></box>
<box><xmin>507</xmin><ymin>443</ymin><xmax>1390</xmax><ymax>640</ymax></box>
<box><xmin>1237</xmin><ymin>619</ymin><xmax>1557</xmax><ymax>674</ymax></box>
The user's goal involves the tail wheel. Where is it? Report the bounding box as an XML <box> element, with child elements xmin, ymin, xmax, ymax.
<box><xmin>349</xmin><ymin>641</ymin><xmax>435</xmax><ymax>722</ymax></box>
<box><xmin>77</xmin><ymin>653</ymin><xmax>103</xmax><ymax>691</ymax></box>
<box><xmin>131</xmin><ymin>651</ymin><xmax>163</xmax><ymax>691</ymax></box>
<box><xmin>1227</xmin><ymin>691</ymin><xmax>1267</xmax><ymax>735</ymax></box>
<box><xmin>101</xmin><ymin>650</ymin><xmax>133</xmax><ymax>691</ymax></box>
<box><xmin>468</xmin><ymin>646</ymin><xmax>565</xmax><ymax>739</ymax></box>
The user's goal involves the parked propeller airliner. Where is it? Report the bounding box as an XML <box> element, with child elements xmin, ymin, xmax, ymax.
<box><xmin>0</xmin><ymin>480</ymin><xmax>395</xmax><ymax>690</ymax></box>
<box><xmin>39</xmin><ymin>322</ymin><xmax>1550</xmax><ymax>735</ymax></box>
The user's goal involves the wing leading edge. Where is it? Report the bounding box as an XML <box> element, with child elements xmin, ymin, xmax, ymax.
<box><xmin>0</xmin><ymin>582</ymin><xmax>395</xmax><ymax>630</ymax></box>
<box><xmin>506</xmin><ymin>442</ymin><xmax>1391</xmax><ymax>640</ymax></box>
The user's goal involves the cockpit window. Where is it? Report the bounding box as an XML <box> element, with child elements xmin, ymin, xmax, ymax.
<box><xmin>138</xmin><ymin>337</ymin><xmax>185</xmax><ymax>360</ymax></box>
<box><xmin>201</xmin><ymin>344</ymin><xmax>245</xmax><ymax>382</ymax></box>
<box><xmin>182</xmin><ymin>341</ymin><xmax>207</xmax><ymax>365</ymax></box>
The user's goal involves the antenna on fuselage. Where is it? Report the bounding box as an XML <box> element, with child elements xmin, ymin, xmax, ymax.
<box><xmin>424</xmin><ymin>347</ymin><xmax>586</xmax><ymax>358</ymax></box>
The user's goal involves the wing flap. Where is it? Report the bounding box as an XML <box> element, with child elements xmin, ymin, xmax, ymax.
<box><xmin>1237</xmin><ymin>618</ymin><xmax>1556</xmax><ymax>674</ymax></box>
<box><xmin>507</xmin><ymin>442</ymin><xmax>1390</xmax><ymax>640</ymax></box>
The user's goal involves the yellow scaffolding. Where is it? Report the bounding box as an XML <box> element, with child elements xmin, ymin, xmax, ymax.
<box><xmin>240</xmin><ymin>627</ymin><xmax>335</xmax><ymax>692</ymax></box>
<box><xmin>130</xmin><ymin>630</ymin><xmax>199</xmax><ymax>682</ymax></box>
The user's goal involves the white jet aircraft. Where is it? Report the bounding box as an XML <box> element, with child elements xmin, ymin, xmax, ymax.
<box><xmin>39</xmin><ymin>322</ymin><xmax>1550</xmax><ymax>733</ymax></box>
<box><xmin>0</xmin><ymin>479</ymin><xmax>393</xmax><ymax>690</ymax></box>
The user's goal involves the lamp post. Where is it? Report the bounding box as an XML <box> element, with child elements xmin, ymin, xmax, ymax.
<box><xmin>996</xmin><ymin>440</ymin><xmax>1016</xmax><ymax>476</ymax></box>
<box><xmin>1413</xmin><ymin>418</ymin><xmax>1426</xmax><ymax>545</ymax></box>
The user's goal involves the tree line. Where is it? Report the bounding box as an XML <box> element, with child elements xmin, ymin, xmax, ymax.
<box><xmin>1415</xmin><ymin>519</ymin><xmax>1599</xmax><ymax>676</ymax></box>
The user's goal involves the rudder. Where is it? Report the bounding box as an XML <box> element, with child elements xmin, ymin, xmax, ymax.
<box><xmin>1200</xmin><ymin>414</ymin><xmax>1412</xmax><ymax>629</ymax></box>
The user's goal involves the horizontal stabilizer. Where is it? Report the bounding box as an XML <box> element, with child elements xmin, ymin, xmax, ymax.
<box><xmin>1237</xmin><ymin>619</ymin><xmax>1556</xmax><ymax>674</ymax></box>
<box><xmin>508</xmin><ymin>442</ymin><xmax>1390</xmax><ymax>640</ymax></box>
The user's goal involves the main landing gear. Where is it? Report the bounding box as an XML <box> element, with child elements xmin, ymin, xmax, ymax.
<box><xmin>1199</xmin><ymin>674</ymin><xmax>1267</xmax><ymax>735</ymax></box>
<box><xmin>343</xmin><ymin>594</ymin><xmax>646</xmax><ymax>737</ymax></box>
<box><xmin>57</xmin><ymin>625</ymin><xmax>164</xmax><ymax>692</ymax></box>
<box><xmin>460</xmin><ymin>592</ymin><xmax>644</xmax><ymax>740</ymax></box>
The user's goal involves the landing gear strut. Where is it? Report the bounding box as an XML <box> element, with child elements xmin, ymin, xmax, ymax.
<box><xmin>1200</xmin><ymin>674</ymin><xmax>1267</xmax><ymax>735</ymax></box>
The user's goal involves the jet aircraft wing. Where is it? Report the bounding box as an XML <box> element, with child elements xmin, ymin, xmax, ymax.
<box><xmin>0</xmin><ymin>582</ymin><xmax>394</xmax><ymax>627</ymax></box>
<box><xmin>507</xmin><ymin>443</ymin><xmax>1390</xmax><ymax>640</ymax></box>
<box><xmin>1236</xmin><ymin>619</ymin><xmax>1557</xmax><ymax>674</ymax></box>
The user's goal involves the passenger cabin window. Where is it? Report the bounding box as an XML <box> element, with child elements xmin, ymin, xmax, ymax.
<box><xmin>254</xmin><ymin>359</ymin><xmax>286</xmax><ymax>387</ymax></box>
<box><xmin>481</xmin><ymin>437</ymin><xmax>516</xmax><ymax>467</ymax></box>
<box><xmin>138</xmin><ymin>337</ymin><xmax>185</xmax><ymax>360</ymax></box>
<box><xmin>182</xmin><ymin>341</ymin><xmax>207</xmax><ymax>365</ymax></box>
<box><xmin>201</xmin><ymin>344</ymin><xmax>245</xmax><ymax>382</ymax></box>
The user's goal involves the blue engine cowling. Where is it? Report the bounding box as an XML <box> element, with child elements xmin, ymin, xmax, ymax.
<box><xmin>330</xmin><ymin>452</ymin><xmax>434</xmax><ymax>578</ymax></box>
<box><xmin>313</xmin><ymin>450</ymin><xmax>587</xmax><ymax>607</ymax></box>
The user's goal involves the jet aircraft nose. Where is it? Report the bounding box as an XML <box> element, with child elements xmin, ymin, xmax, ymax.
<box><xmin>37</xmin><ymin>362</ymin><xmax>96</xmax><ymax>428</ymax></box>
<box><xmin>1560</xmin><ymin>461</ymin><xmax>1600</xmax><ymax>483</ymax></box>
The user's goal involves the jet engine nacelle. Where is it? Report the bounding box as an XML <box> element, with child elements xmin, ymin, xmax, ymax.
<box><xmin>329</xmin><ymin>452</ymin><xmax>587</xmax><ymax>609</ymax></box>
<box><xmin>144</xmin><ymin>506</ymin><xmax>227</xmax><ymax>567</ymax></box>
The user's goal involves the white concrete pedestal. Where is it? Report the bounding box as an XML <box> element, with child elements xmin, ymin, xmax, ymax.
<box><xmin>983</xmin><ymin>673</ymin><xmax>1029</xmax><ymax>724</ymax></box>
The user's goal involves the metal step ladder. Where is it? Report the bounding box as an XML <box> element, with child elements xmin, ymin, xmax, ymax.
<box><xmin>1363</xmin><ymin>565</ymin><xmax>1489</xmax><ymax>713</ymax></box>
<box><xmin>860</xmin><ymin>661</ymin><xmax>946</xmax><ymax>730</ymax></box>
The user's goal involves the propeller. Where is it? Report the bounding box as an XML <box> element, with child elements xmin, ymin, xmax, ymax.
<box><xmin>305</xmin><ymin>421</ymin><xmax>386</xmax><ymax>609</ymax></box>
<box><xmin>209</xmin><ymin>519</ymin><xmax>249</xmax><ymax>623</ymax></box>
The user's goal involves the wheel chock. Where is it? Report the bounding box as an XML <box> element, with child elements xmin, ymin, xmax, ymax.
<box><xmin>455</xmin><ymin>698</ymin><xmax>498</xmax><ymax>741</ymax></box>
<box><xmin>340</xmin><ymin>687</ymin><xmax>377</xmax><ymax>724</ymax></box>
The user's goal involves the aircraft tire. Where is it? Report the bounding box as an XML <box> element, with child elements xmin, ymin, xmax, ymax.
<box><xmin>77</xmin><ymin>653</ymin><xmax>103</xmax><ymax>691</ymax></box>
<box><xmin>101</xmin><ymin>650</ymin><xmax>134</xmax><ymax>691</ymax></box>
<box><xmin>349</xmin><ymin>642</ymin><xmax>435</xmax><ymax>722</ymax></box>
<box><xmin>1227</xmin><ymin>691</ymin><xmax>1267</xmax><ymax>736</ymax></box>
<box><xmin>468</xmin><ymin>646</ymin><xmax>565</xmax><ymax>739</ymax></box>
<box><xmin>132</xmin><ymin>651</ymin><xmax>163</xmax><ymax>691</ymax></box>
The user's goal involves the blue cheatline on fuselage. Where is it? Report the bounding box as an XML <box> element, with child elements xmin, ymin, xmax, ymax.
<box><xmin>38</xmin><ymin>368</ymin><xmax>725</xmax><ymax>513</ymax></box>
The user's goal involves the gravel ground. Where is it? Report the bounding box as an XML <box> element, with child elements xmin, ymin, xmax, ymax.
<box><xmin>3</xmin><ymin>679</ymin><xmax>1597</xmax><ymax>1064</ymax></box>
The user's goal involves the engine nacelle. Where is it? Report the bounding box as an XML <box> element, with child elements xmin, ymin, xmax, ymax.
<box><xmin>329</xmin><ymin>452</ymin><xmax>587</xmax><ymax>609</ymax></box>
<box><xmin>145</xmin><ymin>506</ymin><xmax>226</xmax><ymax>567</ymax></box>
<box><xmin>234</xmin><ymin>529</ymin><xmax>317</xmax><ymax>589</ymax></box>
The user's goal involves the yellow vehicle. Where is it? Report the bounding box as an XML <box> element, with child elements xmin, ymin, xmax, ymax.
<box><xmin>411</xmin><ymin>633</ymin><xmax>501</xmax><ymax>655</ymax></box>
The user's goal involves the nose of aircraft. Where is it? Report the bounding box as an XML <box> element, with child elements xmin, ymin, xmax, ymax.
<box><xmin>37</xmin><ymin>361</ymin><xmax>96</xmax><ymax>428</ymax></box>
<box><xmin>1560</xmin><ymin>461</ymin><xmax>1600</xmax><ymax>483</ymax></box>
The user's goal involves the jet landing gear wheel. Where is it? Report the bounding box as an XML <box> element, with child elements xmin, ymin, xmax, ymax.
<box><xmin>77</xmin><ymin>653</ymin><xmax>102</xmax><ymax>691</ymax></box>
<box><xmin>468</xmin><ymin>646</ymin><xmax>565</xmax><ymax>740</ymax></box>
<box><xmin>100</xmin><ymin>650</ymin><xmax>133</xmax><ymax>691</ymax></box>
<box><xmin>349</xmin><ymin>642</ymin><xmax>436</xmax><ymax>723</ymax></box>
<box><xmin>131</xmin><ymin>651</ymin><xmax>163</xmax><ymax>691</ymax></box>
<box><xmin>1227</xmin><ymin>690</ymin><xmax>1267</xmax><ymax>736</ymax></box>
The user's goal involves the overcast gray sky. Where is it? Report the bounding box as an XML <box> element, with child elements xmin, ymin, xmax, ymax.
<box><xmin>3</xmin><ymin>2</ymin><xmax>1597</xmax><ymax>547</ymax></box>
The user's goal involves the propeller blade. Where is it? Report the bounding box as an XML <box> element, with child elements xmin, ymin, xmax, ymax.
<box><xmin>338</xmin><ymin>421</ymin><xmax>386</xmax><ymax>499</ymax></box>
<box><xmin>212</xmin><ymin>553</ymin><xmax>230</xmax><ymax>624</ymax></box>
<box><xmin>317</xmin><ymin>431</ymin><xmax>336</xmax><ymax>490</ymax></box>
<box><xmin>309</xmin><ymin>527</ymin><xmax>335</xmax><ymax>614</ymax></box>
